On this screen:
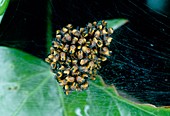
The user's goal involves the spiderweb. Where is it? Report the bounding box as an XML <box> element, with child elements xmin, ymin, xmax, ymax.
<box><xmin>0</xmin><ymin>0</ymin><xmax>170</xmax><ymax>107</ymax></box>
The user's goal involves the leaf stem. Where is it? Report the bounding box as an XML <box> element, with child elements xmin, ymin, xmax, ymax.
<box><xmin>46</xmin><ymin>0</ymin><xmax>53</xmax><ymax>54</ymax></box>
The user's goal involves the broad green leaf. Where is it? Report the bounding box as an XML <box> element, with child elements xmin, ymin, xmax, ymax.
<box><xmin>0</xmin><ymin>47</ymin><xmax>170</xmax><ymax>116</ymax></box>
<box><xmin>0</xmin><ymin>47</ymin><xmax>62</xmax><ymax>116</ymax></box>
<box><xmin>106</xmin><ymin>19</ymin><xmax>128</xmax><ymax>30</ymax></box>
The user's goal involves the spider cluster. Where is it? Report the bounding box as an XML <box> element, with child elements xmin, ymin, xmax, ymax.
<box><xmin>45</xmin><ymin>20</ymin><xmax>114</xmax><ymax>95</ymax></box>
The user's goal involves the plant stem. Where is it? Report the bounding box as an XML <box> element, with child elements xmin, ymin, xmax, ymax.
<box><xmin>46</xmin><ymin>0</ymin><xmax>53</xmax><ymax>54</ymax></box>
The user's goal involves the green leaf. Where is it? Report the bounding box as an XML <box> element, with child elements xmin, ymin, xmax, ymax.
<box><xmin>0</xmin><ymin>46</ymin><xmax>169</xmax><ymax>116</ymax></box>
<box><xmin>106</xmin><ymin>19</ymin><xmax>128</xmax><ymax>30</ymax></box>
<box><xmin>0</xmin><ymin>0</ymin><xmax>10</xmax><ymax>23</ymax></box>
<box><xmin>0</xmin><ymin>13</ymin><xmax>4</xmax><ymax>23</ymax></box>
<box><xmin>0</xmin><ymin>0</ymin><xmax>10</xmax><ymax>15</ymax></box>
<box><xmin>0</xmin><ymin>47</ymin><xmax>62</xmax><ymax>116</ymax></box>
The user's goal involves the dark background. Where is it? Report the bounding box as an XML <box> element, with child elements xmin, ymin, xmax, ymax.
<box><xmin>0</xmin><ymin>0</ymin><xmax>170</xmax><ymax>106</ymax></box>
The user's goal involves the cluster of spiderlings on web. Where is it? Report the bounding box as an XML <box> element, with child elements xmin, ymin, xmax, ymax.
<box><xmin>45</xmin><ymin>20</ymin><xmax>114</xmax><ymax>95</ymax></box>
